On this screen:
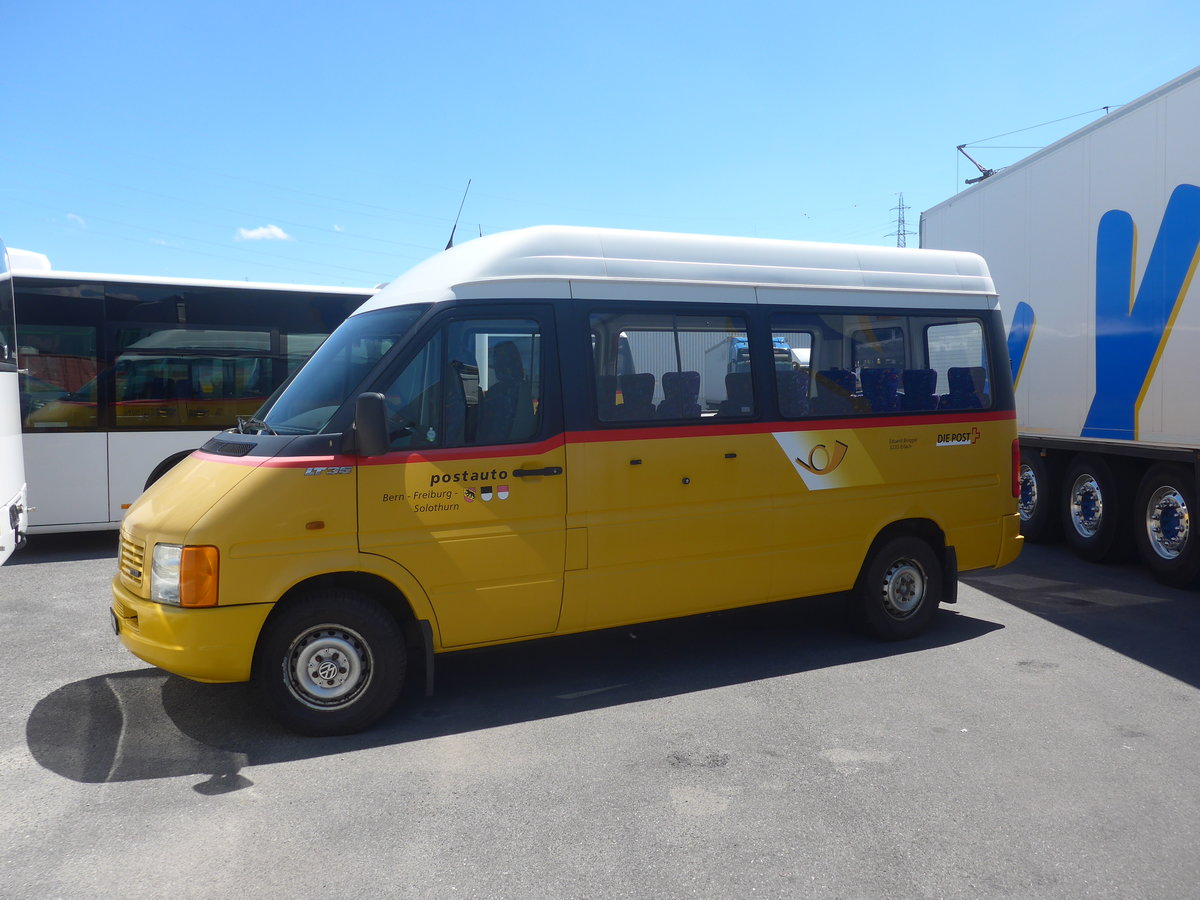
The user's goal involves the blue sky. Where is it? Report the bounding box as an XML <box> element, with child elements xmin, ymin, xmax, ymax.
<box><xmin>4</xmin><ymin>1</ymin><xmax>1198</xmax><ymax>287</ymax></box>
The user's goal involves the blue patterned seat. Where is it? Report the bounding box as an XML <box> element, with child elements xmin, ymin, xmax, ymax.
<box><xmin>776</xmin><ymin>368</ymin><xmax>810</xmax><ymax>418</ymax></box>
<box><xmin>861</xmin><ymin>367</ymin><xmax>900</xmax><ymax>412</ymax></box>
<box><xmin>657</xmin><ymin>371</ymin><xmax>702</xmax><ymax>419</ymax></box>
<box><xmin>900</xmin><ymin>368</ymin><xmax>938</xmax><ymax>411</ymax></box>
<box><xmin>717</xmin><ymin>372</ymin><xmax>754</xmax><ymax>417</ymax></box>
<box><xmin>812</xmin><ymin>368</ymin><xmax>858</xmax><ymax>415</ymax></box>
<box><xmin>617</xmin><ymin>373</ymin><xmax>656</xmax><ymax>420</ymax></box>
<box><xmin>939</xmin><ymin>366</ymin><xmax>984</xmax><ymax>410</ymax></box>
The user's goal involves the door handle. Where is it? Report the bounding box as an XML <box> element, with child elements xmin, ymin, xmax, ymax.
<box><xmin>513</xmin><ymin>466</ymin><xmax>564</xmax><ymax>478</ymax></box>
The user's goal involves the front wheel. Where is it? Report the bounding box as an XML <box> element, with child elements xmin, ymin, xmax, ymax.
<box><xmin>254</xmin><ymin>590</ymin><xmax>407</xmax><ymax>736</ymax></box>
<box><xmin>853</xmin><ymin>535</ymin><xmax>943</xmax><ymax>641</ymax></box>
<box><xmin>1134</xmin><ymin>464</ymin><xmax>1200</xmax><ymax>588</ymax></box>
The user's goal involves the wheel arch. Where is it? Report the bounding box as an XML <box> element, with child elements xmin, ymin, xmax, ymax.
<box><xmin>859</xmin><ymin>517</ymin><xmax>956</xmax><ymax>604</ymax></box>
<box><xmin>253</xmin><ymin>568</ymin><xmax>434</xmax><ymax>688</ymax></box>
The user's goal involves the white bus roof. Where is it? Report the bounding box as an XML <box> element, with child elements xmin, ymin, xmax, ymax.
<box><xmin>11</xmin><ymin>264</ymin><xmax>375</xmax><ymax>296</ymax></box>
<box><xmin>357</xmin><ymin>225</ymin><xmax>997</xmax><ymax>313</ymax></box>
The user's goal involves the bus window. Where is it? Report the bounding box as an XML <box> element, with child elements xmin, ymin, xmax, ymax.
<box><xmin>926</xmin><ymin>320</ymin><xmax>990</xmax><ymax>408</ymax></box>
<box><xmin>851</xmin><ymin>322</ymin><xmax>905</xmax><ymax>370</ymax></box>
<box><xmin>377</xmin><ymin>317</ymin><xmax>543</xmax><ymax>450</ymax></box>
<box><xmin>590</xmin><ymin>311</ymin><xmax>753</xmax><ymax>422</ymax></box>
<box><xmin>772</xmin><ymin>311</ymin><xmax>992</xmax><ymax>416</ymax></box>
<box><xmin>19</xmin><ymin>321</ymin><xmax>101</xmax><ymax>429</ymax></box>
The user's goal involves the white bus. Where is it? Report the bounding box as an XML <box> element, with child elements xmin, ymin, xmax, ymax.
<box><xmin>11</xmin><ymin>261</ymin><xmax>374</xmax><ymax>532</ymax></box>
<box><xmin>1</xmin><ymin>240</ymin><xmax>27</xmax><ymax>563</ymax></box>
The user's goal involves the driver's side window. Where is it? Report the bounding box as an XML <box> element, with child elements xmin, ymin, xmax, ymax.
<box><xmin>381</xmin><ymin>337</ymin><xmax>454</xmax><ymax>450</ymax></box>
<box><xmin>380</xmin><ymin>316</ymin><xmax>542</xmax><ymax>450</ymax></box>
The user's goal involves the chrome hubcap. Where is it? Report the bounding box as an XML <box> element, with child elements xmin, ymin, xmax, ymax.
<box><xmin>1070</xmin><ymin>474</ymin><xmax>1103</xmax><ymax>538</ymax></box>
<box><xmin>881</xmin><ymin>558</ymin><xmax>925</xmax><ymax>620</ymax></box>
<box><xmin>1018</xmin><ymin>464</ymin><xmax>1038</xmax><ymax>522</ymax></box>
<box><xmin>1146</xmin><ymin>486</ymin><xmax>1190</xmax><ymax>560</ymax></box>
<box><xmin>285</xmin><ymin>625</ymin><xmax>371</xmax><ymax>710</ymax></box>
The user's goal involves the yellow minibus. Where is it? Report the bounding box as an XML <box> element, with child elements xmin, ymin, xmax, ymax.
<box><xmin>111</xmin><ymin>226</ymin><xmax>1022</xmax><ymax>735</ymax></box>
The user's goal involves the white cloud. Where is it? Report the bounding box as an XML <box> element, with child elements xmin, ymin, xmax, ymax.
<box><xmin>333</xmin><ymin>224</ymin><xmax>345</xmax><ymax>233</ymax></box>
<box><xmin>235</xmin><ymin>224</ymin><xmax>293</xmax><ymax>241</ymax></box>
<box><xmin>67</xmin><ymin>213</ymin><xmax>87</xmax><ymax>228</ymax></box>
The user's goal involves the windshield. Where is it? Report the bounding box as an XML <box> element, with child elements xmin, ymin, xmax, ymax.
<box><xmin>259</xmin><ymin>305</ymin><xmax>428</xmax><ymax>434</ymax></box>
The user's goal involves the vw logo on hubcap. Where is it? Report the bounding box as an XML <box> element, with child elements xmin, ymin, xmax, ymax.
<box><xmin>317</xmin><ymin>660</ymin><xmax>340</xmax><ymax>681</ymax></box>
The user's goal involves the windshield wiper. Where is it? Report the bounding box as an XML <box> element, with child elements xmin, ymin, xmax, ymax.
<box><xmin>236</xmin><ymin>415</ymin><xmax>278</xmax><ymax>435</ymax></box>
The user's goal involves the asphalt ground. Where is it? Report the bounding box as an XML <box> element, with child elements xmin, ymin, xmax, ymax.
<box><xmin>1</xmin><ymin>534</ymin><xmax>1198</xmax><ymax>899</ymax></box>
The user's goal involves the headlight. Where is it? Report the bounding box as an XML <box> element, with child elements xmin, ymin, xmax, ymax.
<box><xmin>151</xmin><ymin>544</ymin><xmax>182</xmax><ymax>605</ymax></box>
<box><xmin>151</xmin><ymin>543</ymin><xmax>219</xmax><ymax>607</ymax></box>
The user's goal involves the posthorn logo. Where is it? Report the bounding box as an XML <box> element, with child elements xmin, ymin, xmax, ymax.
<box><xmin>795</xmin><ymin>440</ymin><xmax>849</xmax><ymax>474</ymax></box>
<box><xmin>936</xmin><ymin>427</ymin><xmax>980</xmax><ymax>447</ymax></box>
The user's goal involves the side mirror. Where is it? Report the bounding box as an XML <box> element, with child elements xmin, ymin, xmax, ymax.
<box><xmin>353</xmin><ymin>392</ymin><xmax>389</xmax><ymax>457</ymax></box>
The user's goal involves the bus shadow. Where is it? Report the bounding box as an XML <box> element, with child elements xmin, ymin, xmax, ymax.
<box><xmin>26</xmin><ymin>597</ymin><xmax>1001</xmax><ymax>792</ymax></box>
<box><xmin>7</xmin><ymin>532</ymin><xmax>118</xmax><ymax>564</ymax></box>
<box><xmin>961</xmin><ymin>542</ymin><xmax>1200</xmax><ymax>689</ymax></box>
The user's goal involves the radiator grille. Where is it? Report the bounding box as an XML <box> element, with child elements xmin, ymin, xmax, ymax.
<box><xmin>119</xmin><ymin>531</ymin><xmax>147</xmax><ymax>592</ymax></box>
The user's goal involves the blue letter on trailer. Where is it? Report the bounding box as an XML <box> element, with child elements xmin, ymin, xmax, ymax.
<box><xmin>1006</xmin><ymin>301</ymin><xmax>1035</xmax><ymax>388</ymax></box>
<box><xmin>1082</xmin><ymin>183</ymin><xmax>1200</xmax><ymax>440</ymax></box>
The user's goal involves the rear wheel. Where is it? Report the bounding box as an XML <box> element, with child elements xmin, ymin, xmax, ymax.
<box><xmin>1061</xmin><ymin>455</ymin><xmax>1135</xmax><ymax>563</ymax></box>
<box><xmin>254</xmin><ymin>589</ymin><xmax>406</xmax><ymax>736</ymax></box>
<box><xmin>1134</xmin><ymin>464</ymin><xmax>1200</xmax><ymax>588</ymax></box>
<box><xmin>1017</xmin><ymin>448</ymin><xmax>1062</xmax><ymax>543</ymax></box>
<box><xmin>853</xmin><ymin>535</ymin><xmax>943</xmax><ymax>641</ymax></box>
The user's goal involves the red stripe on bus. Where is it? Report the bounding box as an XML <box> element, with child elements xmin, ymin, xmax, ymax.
<box><xmin>191</xmin><ymin>410</ymin><xmax>1014</xmax><ymax>468</ymax></box>
<box><xmin>566</xmin><ymin>408</ymin><xmax>1016</xmax><ymax>443</ymax></box>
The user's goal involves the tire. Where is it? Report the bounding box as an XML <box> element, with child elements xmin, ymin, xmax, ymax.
<box><xmin>1134</xmin><ymin>464</ymin><xmax>1200</xmax><ymax>588</ymax></box>
<box><xmin>853</xmin><ymin>535</ymin><xmax>943</xmax><ymax>641</ymax></box>
<box><xmin>254</xmin><ymin>589</ymin><xmax>407</xmax><ymax>736</ymax></box>
<box><xmin>1061</xmin><ymin>455</ymin><xmax>1135</xmax><ymax>563</ymax></box>
<box><xmin>1017</xmin><ymin>448</ymin><xmax>1062</xmax><ymax>543</ymax></box>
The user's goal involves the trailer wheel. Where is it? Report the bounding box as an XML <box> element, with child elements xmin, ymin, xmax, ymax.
<box><xmin>1134</xmin><ymin>464</ymin><xmax>1200</xmax><ymax>588</ymax></box>
<box><xmin>1017</xmin><ymin>448</ymin><xmax>1061</xmax><ymax>543</ymax></box>
<box><xmin>254</xmin><ymin>589</ymin><xmax>406</xmax><ymax>736</ymax></box>
<box><xmin>1061</xmin><ymin>455</ymin><xmax>1135</xmax><ymax>563</ymax></box>
<box><xmin>852</xmin><ymin>535</ymin><xmax>943</xmax><ymax>641</ymax></box>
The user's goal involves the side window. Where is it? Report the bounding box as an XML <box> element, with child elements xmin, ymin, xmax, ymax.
<box><xmin>926</xmin><ymin>320</ymin><xmax>991</xmax><ymax>409</ymax></box>
<box><xmin>16</xmin><ymin>286</ymin><xmax>102</xmax><ymax>431</ymax></box>
<box><xmin>101</xmin><ymin>282</ymin><xmax>358</xmax><ymax>432</ymax></box>
<box><xmin>380</xmin><ymin>317</ymin><xmax>543</xmax><ymax>450</ymax></box>
<box><xmin>110</xmin><ymin>325</ymin><xmax>275</xmax><ymax>430</ymax></box>
<box><xmin>772</xmin><ymin>311</ymin><xmax>991</xmax><ymax>417</ymax></box>
<box><xmin>769</xmin><ymin>323</ymin><xmax>814</xmax><ymax>418</ymax></box>
<box><xmin>851</xmin><ymin>323</ymin><xmax>905</xmax><ymax>370</ymax></box>
<box><xmin>773</xmin><ymin>311</ymin><xmax>874</xmax><ymax>417</ymax></box>
<box><xmin>0</xmin><ymin>267</ymin><xmax>14</xmax><ymax>369</ymax></box>
<box><xmin>590</xmin><ymin>312</ymin><xmax>752</xmax><ymax>422</ymax></box>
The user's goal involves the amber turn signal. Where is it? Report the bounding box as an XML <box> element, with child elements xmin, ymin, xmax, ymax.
<box><xmin>180</xmin><ymin>546</ymin><xmax>220</xmax><ymax>607</ymax></box>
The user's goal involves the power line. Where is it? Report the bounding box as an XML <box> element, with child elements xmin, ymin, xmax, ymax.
<box><xmin>961</xmin><ymin>105</ymin><xmax>1122</xmax><ymax>147</ymax></box>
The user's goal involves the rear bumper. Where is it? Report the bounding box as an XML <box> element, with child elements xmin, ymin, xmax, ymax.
<box><xmin>995</xmin><ymin>513</ymin><xmax>1024</xmax><ymax>568</ymax></box>
<box><xmin>111</xmin><ymin>576</ymin><xmax>271</xmax><ymax>683</ymax></box>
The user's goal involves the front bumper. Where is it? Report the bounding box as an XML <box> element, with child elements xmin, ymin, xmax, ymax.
<box><xmin>111</xmin><ymin>575</ymin><xmax>272</xmax><ymax>683</ymax></box>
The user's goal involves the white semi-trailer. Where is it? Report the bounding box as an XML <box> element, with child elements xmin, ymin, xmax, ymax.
<box><xmin>921</xmin><ymin>66</ymin><xmax>1200</xmax><ymax>587</ymax></box>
